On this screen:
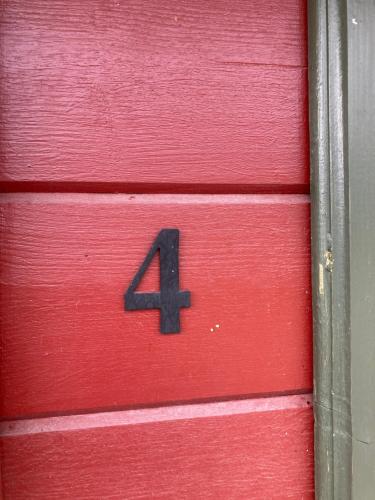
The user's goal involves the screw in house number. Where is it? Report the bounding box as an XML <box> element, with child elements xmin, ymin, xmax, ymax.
<box><xmin>124</xmin><ymin>229</ymin><xmax>191</xmax><ymax>334</ymax></box>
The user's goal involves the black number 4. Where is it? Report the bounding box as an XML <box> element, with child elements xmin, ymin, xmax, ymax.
<box><xmin>124</xmin><ymin>229</ymin><xmax>191</xmax><ymax>334</ymax></box>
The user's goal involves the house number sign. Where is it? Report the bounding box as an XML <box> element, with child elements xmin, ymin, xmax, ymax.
<box><xmin>125</xmin><ymin>229</ymin><xmax>191</xmax><ymax>334</ymax></box>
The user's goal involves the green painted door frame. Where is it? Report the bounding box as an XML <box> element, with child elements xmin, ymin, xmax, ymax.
<box><xmin>309</xmin><ymin>1</ymin><xmax>375</xmax><ymax>498</ymax></box>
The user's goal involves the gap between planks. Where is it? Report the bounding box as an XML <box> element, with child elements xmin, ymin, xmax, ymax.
<box><xmin>0</xmin><ymin>394</ymin><xmax>312</xmax><ymax>437</ymax></box>
<box><xmin>0</xmin><ymin>182</ymin><xmax>310</xmax><ymax>196</ymax></box>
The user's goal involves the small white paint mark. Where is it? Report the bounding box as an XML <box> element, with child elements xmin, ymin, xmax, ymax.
<box><xmin>319</xmin><ymin>263</ymin><xmax>324</xmax><ymax>295</ymax></box>
<box><xmin>352</xmin><ymin>18</ymin><xmax>358</xmax><ymax>24</ymax></box>
<box><xmin>210</xmin><ymin>324</ymin><xmax>221</xmax><ymax>333</ymax></box>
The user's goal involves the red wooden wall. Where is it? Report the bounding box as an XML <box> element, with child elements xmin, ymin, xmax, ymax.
<box><xmin>0</xmin><ymin>0</ymin><xmax>312</xmax><ymax>498</ymax></box>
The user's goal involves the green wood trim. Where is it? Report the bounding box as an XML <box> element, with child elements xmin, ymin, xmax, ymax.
<box><xmin>308</xmin><ymin>2</ymin><xmax>336</xmax><ymax>495</ymax></box>
<box><xmin>309</xmin><ymin>1</ymin><xmax>351</xmax><ymax>497</ymax></box>
<box><xmin>309</xmin><ymin>1</ymin><xmax>375</xmax><ymax>498</ymax></box>
<box><xmin>348</xmin><ymin>1</ymin><xmax>375</xmax><ymax>497</ymax></box>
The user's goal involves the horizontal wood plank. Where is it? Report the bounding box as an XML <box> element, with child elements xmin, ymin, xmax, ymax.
<box><xmin>0</xmin><ymin>394</ymin><xmax>314</xmax><ymax>499</ymax></box>
<box><xmin>0</xmin><ymin>0</ymin><xmax>308</xmax><ymax>191</ymax></box>
<box><xmin>0</xmin><ymin>193</ymin><xmax>312</xmax><ymax>418</ymax></box>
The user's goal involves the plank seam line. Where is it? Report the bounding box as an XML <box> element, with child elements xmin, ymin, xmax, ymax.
<box><xmin>0</xmin><ymin>192</ymin><xmax>311</xmax><ymax>204</ymax></box>
<box><xmin>0</xmin><ymin>394</ymin><xmax>312</xmax><ymax>437</ymax></box>
<box><xmin>0</xmin><ymin>182</ymin><xmax>310</xmax><ymax>196</ymax></box>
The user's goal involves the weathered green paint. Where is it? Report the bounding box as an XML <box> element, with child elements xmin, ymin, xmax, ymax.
<box><xmin>348</xmin><ymin>1</ymin><xmax>375</xmax><ymax>498</ymax></box>
<box><xmin>309</xmin><ymin>1</ymin><xmax>375</xmax><ymax>498</ymax></box>
<box><xmin>308</xmin><ymin>2</ymin><xmax>335</xmax><ymax>497</ymax></box>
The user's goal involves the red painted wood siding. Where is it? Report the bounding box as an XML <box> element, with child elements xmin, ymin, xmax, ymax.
<box><xmin>0</xmin><ymin>0</ymin><xmax>308</xmax><ymax>193</ymax></box>
<box><xmin>0</xmin><ymin>0</ymin><xmax>312</xmax><ymax>497</ymax></box>
<box><xmin>0</xmin><ymin>395</ymin><xmax>314</xmax><ymax>499</ymax></box>
<box><xmin>0</xmin><ymin>193</ymin><xmax>311</xmax><ymax>419</ymax></box>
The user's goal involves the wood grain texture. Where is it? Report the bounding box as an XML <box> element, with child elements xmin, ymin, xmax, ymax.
<box><xmin>0</xmin><ymin>193</ymin><xmax>312</xmax><ymax>419</ymax></box>
<box><xmin>0</xmin><ymin>395</ymin><xmax>314</xmax><ymax>499</ymax></box>
<box><xmin>0</xmin><ymin>0</ymin><xmax>308</xmax><ymax>192</ymax></box>
<box><xmin>347</xmin><ymin>1</ymin><xmax>375</xmax><ymax>496</ymax></box>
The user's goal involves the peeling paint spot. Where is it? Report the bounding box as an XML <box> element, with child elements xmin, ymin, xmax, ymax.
<box><xmin>324</xmin><ymin>250</ymin><xmax>334</xmax><ymax>272</ymax></box>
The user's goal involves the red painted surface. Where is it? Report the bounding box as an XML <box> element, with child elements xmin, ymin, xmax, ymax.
<box><xmin>0</xmin><ymin>0</ymin><xmax>312</xmax><ymax>496</ymax></box>
<box><xmin>0</xmin><ymin>193</ymin><xmax>311</xmax><ymax>419</ymax></box>
<box><xmin>0</xmin><ymin>0</ymin><xmax>308</xmax><ymax>193</ymax></box>
<box><xmin>0</xmin><ymin>395</ymin><xmax>314</xmax><ymax>499</ymax></box>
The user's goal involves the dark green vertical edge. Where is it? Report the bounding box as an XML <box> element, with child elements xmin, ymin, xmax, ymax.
<box><xmin>347</xmin><ymin>1</ymin><xmax>375</xmax><ymax>498</ymax></box>
<box><xmin>308</xmin><ymin>1</ymin><xmax>351</xmax><ymax>499</ymax></box>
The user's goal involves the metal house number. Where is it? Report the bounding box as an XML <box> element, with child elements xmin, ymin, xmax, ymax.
<box><xmin>124</xmin><ymin>229</ymin><xmax>191</xmax><ymax>334</ymax></box>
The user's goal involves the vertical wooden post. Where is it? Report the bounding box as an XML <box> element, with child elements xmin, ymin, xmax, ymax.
<box><xmin>348</xmin><ymin>1</ymin><xmax>375</xmax><ymax>497</ymax></box>
<box><xmin>309</xmin><ymin>1</ymin><xmax>375</xmax><ymax>498</ymax></box>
